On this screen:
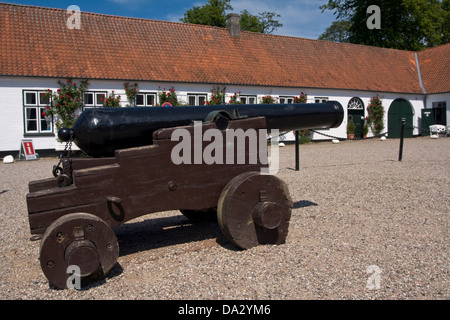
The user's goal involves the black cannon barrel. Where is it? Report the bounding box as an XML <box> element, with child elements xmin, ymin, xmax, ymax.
<box><xmin>61</xmin><ymin>102</ymin><xmax>344</xmax><ymax>157</ymax></box>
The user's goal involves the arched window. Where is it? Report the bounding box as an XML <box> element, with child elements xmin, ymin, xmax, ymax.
<box><xmin>348</xmin><ymin>97</ymin><xmax>364</xmax><ymax>110</ymax></box>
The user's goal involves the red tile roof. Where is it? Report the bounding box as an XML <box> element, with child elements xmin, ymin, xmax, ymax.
<box><xmin>0</xmin><ymin>3</ymin><xmax>447</xmax><ymax>94</ymax></box>
<box><xmin>417</xmin><ymin>43</ymin><xmax>450</xmax><ymax>94</ymax></box>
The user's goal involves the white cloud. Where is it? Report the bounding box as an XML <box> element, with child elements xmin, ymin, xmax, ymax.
<box><xmin>230</xmin><ymin>0</ymin><xmax>335</xmax><ymax>39</ymax></box>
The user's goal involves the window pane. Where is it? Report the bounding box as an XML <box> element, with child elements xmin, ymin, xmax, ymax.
<box><xmin>84</xmin><ymin>93</ymin><xmax>94</xmax><ymax>105</ymax></box>
<box><xmin>146</xmin><ymin>94</ymin><xmax>155</xmax><ymax>106</ymax></box>
<box><xmin>240</xmin><ymin>97</ymin><xmax>247</xmax><ymax>104</ymax></box>
<box><xmin>27</xmin><ymin>120</ymin><xmax>37</xmax><ymax>131</ymax></box>
<box><xmin>39</xmin><ymin>92</ymin><xmax>50</xmax><ymax>105</ymax></box>
<box><xmin>96</xmin><ymin>93</ymin><xmax>105</xmax><ymax>105</ymax></box>
<box><xmin>25</xmin><ymin>92</ymin><xmax>37</xmax><ymax>105</ymax></box>
<box><xmin>40</xmin><ymin>107</ymin><xmax>51</xmax><ymax>131</ymax></box>
<box><xmin>136</xmin><ymin>94</ymin><xmax>144</xmax><ymax>106</ymax></box>
<box><xmin>188</xmin><ymin>96</ymin><xmax>196</xmax><ymax>106</ymax></box>
<box><xmin>249</xmin><ymin>97</ymin><xmax>256</xmax><ymax>104</ymax></box>
<box><xmin>25</xmin><ymin>108</ymin><xmax>37</xmax><ymax>132</ymax></box>
<box><xmin>199</xmin><ymin>96</ymin><xmax>206</xmax><ymax>106</ymax></box>
<box><xmin>26</xmin><ymin>107</ymin><xmax>37</xmax><ymax>119</ymax></box>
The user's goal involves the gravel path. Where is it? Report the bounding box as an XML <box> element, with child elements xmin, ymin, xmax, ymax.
<box><xmin>0</xmin><ymin>136</ymin><xmax>448</xmax><ymax>300</ymax></box>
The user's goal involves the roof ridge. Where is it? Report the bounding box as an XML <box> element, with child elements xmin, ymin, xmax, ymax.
<box><xmin>1</xmin><ymin>2</ymin><xmax>428</xmax><ymax>54</ymax></box>
<box><xmin>0</xmin><ymin>2</ymin><xmax>229</xmax><ymax>32</ymax></box>
<box><xmin>417</xmin><ymin>42</ymin><xmax>450</xmax><ymax>53</ymax></box>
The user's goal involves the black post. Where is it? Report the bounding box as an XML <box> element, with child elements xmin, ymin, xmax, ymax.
<box><xmin>399</xmin><ymin>118</ymin><xmax>405</xmax><ymax>162</ymax></box>
<box><xmin>295</xmin><ymin>130</ymin><xmax>300</xmax><ymax>171</ymax></box>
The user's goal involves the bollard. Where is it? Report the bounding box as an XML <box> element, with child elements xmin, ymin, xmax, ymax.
<box><xmin>398</xmin><ymin>118</ymin><xmax>405</xmax><ymax>161</ymax></box>
<box><xmin>295</xmin><ymin>130</ymin><xmax>300</xmax><ymax>171</ymax></box>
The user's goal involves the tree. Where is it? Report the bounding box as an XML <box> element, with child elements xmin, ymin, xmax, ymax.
<box><xmin>181</xmin><ymin>0</ymin><xmax>283</xmax><ymax>34</ymax></box>
<box><xmin>318</xmin><ymin>19</ymin><xmax>351</xmax><ymax>42</ymax></box>
<box><xmin>180</xmin><ymin>0</ymin><xmax>231</xmax><ymax>28</ymax></box>
<box><xmin>320</xmin><ymin>0</ymin><xmax>449</xmax><ymax>50</ymax></box>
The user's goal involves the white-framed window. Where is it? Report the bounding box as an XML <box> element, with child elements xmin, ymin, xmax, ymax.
<box><xmin>188</xmin><ymin>94</ymin><xmax>207</xmax><ymax>106</ymax></box>
<box><xmin>23</xmin><ymin>90</ymin><xmax>53</xmax><ymax>135</ymax></box>
<box><xmin>314</xmin><ymin>97</ymin><xmax>329</xmax><ymax>103</ymax></box>
<box><xmin>279</xmin><ymin>96</ymin><xmax>294</xmax><ymax>104</ymax></box>
<box><xmin>240</xmin><ymin>95</ymin><xmax>257</xmax><ymax>104</ymax></box>
<box><xmin>83</xmin><ymin>91</ymin><xmax>107</xmax><ymax>109</ymax></box>
<box><xmin>135</xmin><ymin>92</ymin><xmax>157</xmax><ymax>106</ymax></box>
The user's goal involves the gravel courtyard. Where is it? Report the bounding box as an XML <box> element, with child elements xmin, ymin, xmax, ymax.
<box><xmin>0</xmin><ymin>136</ymin><xmax>448</xmax><ymax>300</ymax></box>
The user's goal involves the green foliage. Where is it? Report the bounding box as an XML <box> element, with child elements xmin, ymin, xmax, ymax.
<box><xmin>240</xmin><ymin>10</ymin><xmax>283</xmax><ymax>34</ymax></box>
<box><xmin>293</xmin><ymin>92</ymin><xmax>308</xmax><ymax>103</ymax></box>
<box><xmin>260</xmin><ymin>95</ymin><xmax>276</xmax><ymax>104</ymax></box>
<box><xmin>101</xmin><ymin>91</ymin><xmax>121</xmax><ymax>108</ymax></box>
<box><xmin>181</xmin><ymin>0</ymin><xmax>282</xmax><ymax>34</ymax></box>
<box><xmin>347</xmin><ymin>118</ymin><xmax>356</xmax><ymax>134</ymax></box>
<box><xmin>158</xmin><ymin>87</ymin><xmax>180</xmax><ymax>106</ymax></box>
<box><xmin>366</xmin><ymin>96</ymin><xmax>385</xmax><ymax>136</ymax></box>
<box><xmin>320</xmin><ymin>0</ymin><xmax>449</xmax><ymax>50</ymax></box>
<box><xmin>228</xmin><ymin>92</ymin><xmax>243</xmax><ymax>104</ymax></box>
<box><xmin>363</xmin><ymin>123</ymin><xmax>369</xmax><ymax>136</ymax></box>
<box><xmin>207</xmin><ymin>86</ymin><xmax>226</xmax><ymax>105</ymax></box>
<box><xmin>297</xmin><ymin>130</ymin><xmax>312</xmax><ymax>144</ymax></box>
<box><xmin>124</xmin><ymin>82</ymin><xmax>139</xmax><ymax>107</ymax></box>
<box><xmin>43</xmin><ymin>79</ymin><xmax>89</xmax><ymax>130</ymax></box>
<box><xmin>181</xmin><ymin>0</ymin><xmax>232</xmax><ymax>27</ymax></box>
<box><xmin>318</xmin><ymin>19</ymin><xmax>351</xmax><ymax>42</ymax></box>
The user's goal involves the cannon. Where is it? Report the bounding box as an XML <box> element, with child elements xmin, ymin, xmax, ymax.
<box><xmin>26</xmin><ymin>102</ymin><xmax>344</xmax><ymax>289</ymax></box>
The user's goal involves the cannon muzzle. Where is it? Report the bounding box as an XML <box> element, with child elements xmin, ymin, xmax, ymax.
<box><xmin>60</xmin><ymin>102</ymin><xmax>343</xmax><ymax>157</ymax></box>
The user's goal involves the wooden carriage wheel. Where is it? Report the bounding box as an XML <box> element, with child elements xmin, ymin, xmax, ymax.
<box><xmin>39</xmin><ymin>212</ymin><xmax>119</xmax><ymax>289</ymax></box>
<box><xmin>217</xmin><ymin>172</ymin><xmax>293</xmax><ymax>249</ymax></box>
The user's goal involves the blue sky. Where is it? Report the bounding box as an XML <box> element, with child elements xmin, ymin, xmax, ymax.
<box><xmin>1</xmin><ymin>0</ymin><xmax>337</xmax><ymax>39</ymax></box>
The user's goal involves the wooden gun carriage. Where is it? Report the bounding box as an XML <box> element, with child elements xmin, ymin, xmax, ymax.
<box><xmin>26</xmin><ymin>102</ymin><xmax>343</xmax><ymax>289</ymax></box>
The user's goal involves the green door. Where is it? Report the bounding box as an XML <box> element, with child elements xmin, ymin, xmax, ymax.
<box><xmin>388</xmin><ymin>99</ymin><xmax>414</xmax><ymax>138</ymax></box>
<box><xmin>348</xmin><ymin>109</ymin><xmax>364</xmax><ymax>138</ymax></box>
<box><xmin>421</xmin><ymin>109</ymin><xmax>436</xmax><ymax>136</ymax></box>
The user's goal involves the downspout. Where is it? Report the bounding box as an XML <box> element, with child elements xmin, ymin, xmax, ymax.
<box><xmin>415</xmin><ymin>52</ymin><xmax>427</xmax><ymax>103</ymax></box>
<box><xmin>415</xmin><ymin>52</ymin><xmax>428</xmax><ymax>136</ymax></box>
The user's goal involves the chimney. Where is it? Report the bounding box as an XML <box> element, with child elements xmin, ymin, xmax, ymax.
<box><xmin>227</xmin><ymin>13</ymin><xmax>240</xmax><ymax>37</ymax></box>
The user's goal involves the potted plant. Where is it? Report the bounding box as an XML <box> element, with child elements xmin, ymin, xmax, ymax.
<box><xmin>347</xmin><ymin>119</ymin><xmax>356</xmax><ymax>139</ymax></box>
<box><xmin>363</xmin><ymin>124</ymin><xmax>369</xmax><ymax>138</ymax></box>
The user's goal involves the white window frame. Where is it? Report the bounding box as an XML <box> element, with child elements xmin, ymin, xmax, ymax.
<box><xmin>83</xmin><ymin>91</ymin><xmax>107</xmax><ymax>109</ymax></box>
<box><xmin>279</xmin><ymin>96</ymin><xmax>295</xmax><ymax>104</ymax></box>
<box><xmin>314</xmin><ymin>97</ymin><xmax>329</xmax><ymax>103</ymax></box>
<box><xmin>240</xmin><ymin>95</ymin><xmax>257</xmax><ymax>104</ymax></box>
<box><xmin>188</xmin><ymin>93</ymin><xmax>207</xmax><ymax>106</ymax></box>
<box><xmin>135</xmin><ymin>92</ymin><xmax>157</xmax><ymax>106</ymax></box>
<box><xmin>23</xmin><ymin>90</ymin><xmax>53</xmax><ymax>135</ymax></box>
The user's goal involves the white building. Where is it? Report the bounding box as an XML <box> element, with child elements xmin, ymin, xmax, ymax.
<box><xmin>1</xmin><ymin>3</ymin><xmax>449</xmax><ymax>154</ymax></box>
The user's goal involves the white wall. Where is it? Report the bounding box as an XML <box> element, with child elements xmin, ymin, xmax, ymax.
<box><xmin>0</xmin><ymin>77</ymin><xmax>61</xmax><ymax>152</ymax></box>
<box><xmin>0</xmin><ymin>76</ymin><xmax>429</xmax><ymax>152</ymax></box>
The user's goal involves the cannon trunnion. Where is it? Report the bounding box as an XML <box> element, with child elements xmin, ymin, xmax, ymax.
<box><xmin>26</xmin><ymin>102</ymin><xmax>344</xmax><ymax>289</ymax></box>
